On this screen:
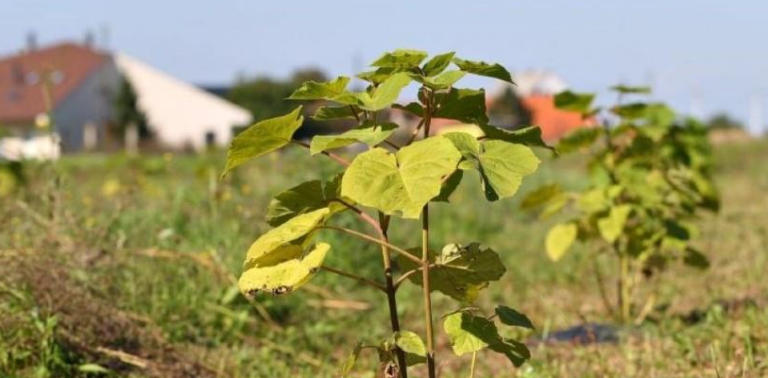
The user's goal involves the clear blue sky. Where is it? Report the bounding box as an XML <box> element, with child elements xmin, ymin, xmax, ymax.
<box><xmin>2</xmin><ymin>0</ymin><xmax>767</xmax><ymax>123</ymax></box>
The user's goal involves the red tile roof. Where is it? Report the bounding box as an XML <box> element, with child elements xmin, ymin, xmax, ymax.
<box><xmin>522</xmin><ymin>95</ymin><xmax>594</xmax><ymax>141</ymax></box>
<box><xmin>0</xmin><ymin>42</ymin><xmax>108</xmax><ymax>124</ymax></box>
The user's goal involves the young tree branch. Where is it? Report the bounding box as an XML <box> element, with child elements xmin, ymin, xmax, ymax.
<box><xmin>319</xmin><ymin>266</ymin><xmax>386</xmax><ymax>292</ymax></box>
<box><xmin>291</xmin><ymin>140</ymin><xmax>350</xmax><ymax>166</ymax></box>
<box><xmin>318</xmin><ymin>226</ymin><xmax>422</xmax><ymax>264</ymax></box>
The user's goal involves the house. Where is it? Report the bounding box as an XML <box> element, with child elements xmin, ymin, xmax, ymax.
<box><xmin>114</xmin><ymin>54</ymin><xmax>251</xmax><ymax>151</ymax></box>
<box><xmin>388</xmin><ymin>69</ymin><xmax>592</xmax><ymax>142</ymax></box>
<box><xmin>491</xmin><ymin>70</ymin><xmax>594</xmax><ymax>141</ymax></box>
<box><xmin>0</xmin><ymin>42</ymin><xmax>119</xmax><ymax>154</ymax></box>
<box><xmin>0</xmin><ymin>41</ymin><xmax>251</xmax><ymax>157</ymax></box>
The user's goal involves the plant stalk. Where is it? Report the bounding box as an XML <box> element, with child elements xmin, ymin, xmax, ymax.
<box><xmin>420</xmin><ymin>88</ymin><xmax>437</xmax><ymax>378</ymax></box>
<box><xmin>617</xmin><ymin>252</ymin><xmax>632</xmax><ymax>323</ymax></box>
<box><xmin>318</xmin><ymin>266</ymin><xmax>386</xmax><ymax>292</ymax></box>
<box><xmin>377</xmin><ymin>212</ymin><xmax>409</xmax><ymax>378</ymax></box>
<box><xmin>422</xmin><ymin>205</ymin><xmax>436</xmax><ymax>378</ymax></box>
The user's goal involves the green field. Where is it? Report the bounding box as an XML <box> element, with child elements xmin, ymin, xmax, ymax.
<box><xmin>1</xmin><ymin>139</ymin><xmax>767</xmax><ymax>378</ymax></box>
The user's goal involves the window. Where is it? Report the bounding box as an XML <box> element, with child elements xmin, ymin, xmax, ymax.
<box><xmin>205</xmin><ymin>131</ymin><xmax>216</xmax><ymax>147</ymax></box>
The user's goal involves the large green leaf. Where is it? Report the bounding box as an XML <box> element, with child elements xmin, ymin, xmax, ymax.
<box><xmin>479</xmin><ymin>124</ymin><xmax>552</xmax><ymax>150</ymax></box>
<box><xmin>399</xmin><ymin>243</ymin><xmax>506</xmax><ymax>302</ymax></box>
<box><xmin>223</xmin><ymin>106</ymin><xmax>303</xmax><ymax>176</ymax></box>
<box><xmin>434</xmin><ymin>88</ymin><xmax>489</xmax><ymax>125</ymax></box>
<box><xmin>444</xmin><ymin>133</ymin><xmax>540</xmax><ymax>201</ymax></box>
<box><xmin>265</xmin><ymin>177</ymin><xmax>345</xmax><ymax>227</ymax></box>
<box><xmin>357</xmin><ymin>73</ymin><xmax>412</xmax><ymax>111</ymax></box>
<box><xmin>433</xmin><ymin>170</ymin><xmax>464</xmax><ymax>203</ymax></box>
<box><xmin>597</xmin><ymin>205</ymin><xmax>632</xmax><ymax>243</ymax></box>
<box><xmin>495</xmin><ymin>306</ymin><xmax>534</xmax><ymax>330</ymax></box>
<box><xmin>422</xmin><ymin>52</ymin><xmax>455</xmax><ymax>76</ymax></box>
<box><xmin>554</xmin><ymin>91</ymin><xmax>595</xmax><ymax>114</ymax></box>
<box><xmin>287</xmin><ymin>76</ymin><xmax>350</xmax><ymax>101</ymax></box>
<box><xmin>443</xmin><ymin>311</ymin><xmax>530</xmax><ymax>367</ymax></box>
<box><xmin>238</xmin><ymin>242</ymin><xmax>329</xmax><ymax>296</ymax></box>
<box><xmin>341</xmin><ymin>137</ymin><xmax>461</xmax><ymax>218</ymax></box>
<box><xmin>545</xmin><ymin>223</ymin><xmax>577</xmax><ymax>261</ymax></box>
<box><xmin>478</xmin><ymin>140</ymin><xmax>541</xmax><ymax>201</ymax></box>
<box><xmin>244</xmin><ymin>208</ymin><xmax>330</xmax><ymax>268</ymax></box>
<box><xmin>444</xmin><ymin>312</ymin><xmax>492</xmax><ymax>355</ymax></box>
<box><xmin>372</xmin><ymin>49</ymin><xmax>428</xmax><ymax>69</ymax></box>
<box><xmin>453</xmin><ymin>57</ymin><xmax>513</xmax><ymax>83</ymax></box>
<box><xmin>310</xmin><ymin>123</ymin><xmax>398</xmax><ymax>155</ymax></box>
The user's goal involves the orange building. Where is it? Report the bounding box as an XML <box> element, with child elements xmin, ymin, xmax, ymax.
<box><xmin>521</xmin><ymin>94</ymin><xmax>595</xmax><ymax>141</ymax></box>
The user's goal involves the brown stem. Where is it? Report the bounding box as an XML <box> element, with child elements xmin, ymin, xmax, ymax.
<box><xmin>394</xmin><ymin>263</ymin><xmax>437</xmax><ymax>290</ymax></box>
<box><xmin>319</xmin><ymin>266</ymin><xmax>386</xmax><ymax>292</ymax></box>
<box><xmin>291</xmin><ymin>140</ymin><xmax>350</xmax><ymax>166</ymax></box>
<box><xmin>421</xmin><ymin>88</ymin><xmax>437</xmax><ymax>378</ymax></box>
<box><xmin>378</xmin><ymin>212</ymin><xmax>408</xmax><ymax>378</ymax></box>
<box><xmin>422</xmin><ymin>205</ymin><xmax>436</xmax><ymax>378</ymax></box>
<box><xmin>593</xmin><ymin>252</ymin><xmax>616</xmax><ymax>318</ymax></box>
<box><xmin>318</xmin><ymin>226</ymin><xmax>422</xmax><ymax>264</ymax></box>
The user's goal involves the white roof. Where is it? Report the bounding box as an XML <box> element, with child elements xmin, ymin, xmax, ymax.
<box><xmin>492</xmin><ymin>69</ymin><xmax>570</xmax><ymax>98</ymax></box>
<box><xmin>114</xmin><ymin>53</ymin><xmax>251</xmax><ymax>150</ymax></box>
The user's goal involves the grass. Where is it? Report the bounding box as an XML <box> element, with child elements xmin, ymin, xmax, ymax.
<box><xmin>1</xmin><ymin>138</ymin><xmax>767</xmax><ymax>378</ymax></box>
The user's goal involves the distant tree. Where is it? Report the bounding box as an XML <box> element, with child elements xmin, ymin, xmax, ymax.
<box><xmin>706</xmin><ymin>113</ymin><xmax>743</xmax><ymax>130</ymax></box>
<box><xmin>488</xmin><ymin>87</ymin><xmax>532</xmax><ymax>129</ymax></box>
<box><xmin>113</xmin><ymin>76</ymin><xmax>151</xmax><ymax>139</ymax></box>
<box><xmin>228</xmin><ymin>68</ymin><xmax>346</xmax><ymax>138</ymax></box>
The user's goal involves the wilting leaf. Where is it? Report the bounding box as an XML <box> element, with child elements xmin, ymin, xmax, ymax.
<box><xmin>265</xmin><ymin>177</ymin><xmax>345</xmax><ymax>227</ymax></box>
<box><xmin>372</xmin><ymin>49</ymin><xmax>428</xmax><ymax>69</ymax></box>
<box><xmin>223</xmin><ymin>106</ymin><xmax>303</xmax><ymax>176</ymax></box>
<box><xmin>245</xmin><ymin>208</ymin><xmax>330</xmax><ymax>267</ymax></box>
<box><xmin>422</xmin><ymin>52</ymin><xmax>456</xmax><ymax>76</ymax></box>
<box><xmin>341</xmin><ymin>137</ymin><xmax>461</xmax><ymax>218</ymax></box>
<box><xmin>340</xmin><ymin>342</ymin><xmax>363</xmax><ymax>378</ymax></box>
<box><xmin>310</xmin><ymin>123</ymin><xmax>397</xmax><ymax>155</ymax></box>
<box><xmin>597</xmin><ymin>205</ymin><xmax>632</xmax><ymax>243</ymax></box>
<box><xmin>239</xmin><ymin>243</ymin><xmax>329</xmax><ymax>296</ymax></box>
<box><xmin>287</xmin><ymin>76</ymin><xmax>350</xmax><ymax>101</ymax></box>
<box><xmin>495</xmin><ymin>306</ymin><xmax>534</xmax><ymax>330</ymax></box>
<box><xmin>399</xmin><ymin>243</ymin><xmax>506</xmax><ymax>302</ymax></box>
<box><xmin>453</xmin><ymin>57</ymin><xmax>513</xmax><ymax>83</ymax></box>
<box><xmin>546</xmin><ymin>223</ymin><xmax>578</xmax><ymax>261</ymax></box>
